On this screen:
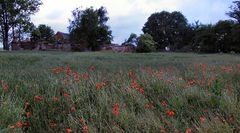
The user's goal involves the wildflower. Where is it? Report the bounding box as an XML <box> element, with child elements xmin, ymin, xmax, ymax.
<box><xmin>128</xmin><ymin>70</ymin><xmax>135</xmax><ymax>78</ymax></box>
<box><xmin>200</xmin><ymin>116</ymin><xmax>206</xmax><ymax>123</ymax></box>
<box><xmin>95</xmin><ymin>85</ymin><xmax>101</xmax><ymax>89</ymax></box>
<box><xmin>208</xmin><ymin>82</ymin><xmax>212</xmax><ymax>87</ymax></box>
<box><xmin>34</xmin><ymin>95</ymin><xmax>43</xmax><ymax>101</ymax></box>
<box><xmin>166</xmin><ymin>110</ymin><xmax>175</xmax><ymax>116</ymax></box>
<box><xmin>15</xmin><ymin>122</ymin><xmax>22</xmax><ymax>128</ymax></box>
<box><xmin>67</xmin><ymin>67</ymin><xmax>72</xmax><ymax>74</ymax></box>
<box><xmin>22</xmin><ymin>122</ymin><xmax>28</xmax><ymax>128</ymax></box>
<box><xmin>161</xmin><ymin>101</ymin><xmax>167</xmax><ymax>107</ymax></box>
<box><xmin>82</xmin><ymin>125</ymin><xmax>89</xmax><ymax>132</ymax></box>
<box><xmin>70</xmin><ymin>107</ymin><xmax>76</xmax><ymax>111</ymax></box>
<box><xmin>114</xmin><ymin>111</ymin><xmax>119</xmax><ymax>116</ymax></box>
<box><xmin>79</xmin><ymin>118</ymin><xmax>85</xmax><ymax>123</ymax></box>
<box><xmin>115</xmin><ymin>103</ymin><xmax>120</xmax><ymax>107</ymax></box>
<box><xmin>63</xmin><ymin>79</ymin><xmax>68</xmax><ymax>85</ymax></box>
<box><xmin>140</xmin><ymin>88</ymin><xmax>144</xmax><ymax>94</ymax></box>
<box><xmin>229</xmin><ymin>117</ymin><xmax>234</xmax><ymax>121</ymax></box>
<box><xmin>132</xmin><ymin>79</ymin><xmax>137</xmax><ymax>83</ymax></box>
<box><xmin>3</xmin><ymin>84</ymin><xmax>8</xmax><ymax>92</ymax></box>
<box><xmin>113</xmin><ymin>107</ymin><xmax>119</xmax><ymax>111</ymax></box>
<box><xmin>188</xmin><ymin>80</ymin><xmax>196</xmax><ymax>86</ymax></box>
<box><xmin>145</xmin><ymin>104</ymin><xmax>150</xmax><ymax>109</ymax></box>
<box><xmin>49</xmin><ymin>122</ymin><xmax>57</xmax><ymax>127</ymax></box>
<box><xmin>185</xmin><ymin>128</ymin><xmax>192</xmax><ymax>133</ymax></box>
<box><xmin>26</xmin><ymin>112</ymin><xmax>30</xmax><ymax>117</ymax></box>
<box><xmin>90</xmin><ymin>66</ymin><xmax>95</xmax><ymax>70</ymax></box>
<box><xmin>123</xmin><ymin>103</ymin><xmax>126</xmax><ymax>107</ymax></box>
<box><xmin>63</xmin><ymin>93</ymin><xmax>70</xmax><ymax>98</ymax></box>
<box><xmin>66</xmin><ymin>128</ymin><xmax>72</xmax><ymax>133</ymax></box>
<box><xmin>53</xmin><ymin>97</ymin><xmax>59</xmax><ymax>101</ymax></box>
<box><xmin>24</xmin><ymin>101</ymin><xmax>30</xmax><ymax>108</ymax></box>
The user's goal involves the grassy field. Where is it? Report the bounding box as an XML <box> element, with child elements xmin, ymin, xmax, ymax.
<box><xmin>0</xmin><ymin>51</ymin><xmax>239</xmax><ymax>133</ymax></box>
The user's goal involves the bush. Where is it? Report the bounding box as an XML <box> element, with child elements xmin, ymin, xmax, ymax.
<box><xmin>136</xmin><ymin>34</ymin><xmax>156</xmax><ymax>53</ymax></box>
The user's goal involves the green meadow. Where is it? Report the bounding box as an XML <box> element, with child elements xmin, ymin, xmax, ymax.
<box><xmin>0</xmin><ymin>51</ymin><xmax>239</xmax><ymax>132</ymax></box>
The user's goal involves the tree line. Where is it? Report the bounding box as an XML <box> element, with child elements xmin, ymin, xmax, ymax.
<box><xmin>0</xmin><ymin>0</ymin><xmax>239</xmax><ymax>53</ymax></box>
<box><xmin>126</xmin><ymin>0</ymin><xmax>240</xmax><ymax>53</ymax></box>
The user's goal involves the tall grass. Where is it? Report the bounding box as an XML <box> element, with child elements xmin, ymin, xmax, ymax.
<box><xmin>0</xmin><ymin>51</ymin><xmax>239</xmax><ymax>132</ymax></box>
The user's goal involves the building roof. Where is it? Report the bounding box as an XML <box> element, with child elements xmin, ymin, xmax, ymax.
<box><xmin>56</xmin><ymin>31</ymin><xmax>70</xmax><ymax>40</ymax></box>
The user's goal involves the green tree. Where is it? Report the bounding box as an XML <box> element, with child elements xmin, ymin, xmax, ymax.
<box><xmin>231</xmin><ymin>24</ymin><xmax>240</xmax><ymax>52</ymax></box>
<box><xmin>214</xmin><ymin>20</ymin><xmax>234</xmax><ymax>52</ymax></box>
<box><xmin>136</xmin><ymin>33</ymin><xmax>156</xmax><ymax>53</ymax></box>
<box><xmin>122</xmin><ymin>33</ymin><xmax>137</xmax><ymax>45</ymax></box>
<box><xmin>0</xmin><ymin>0</ymin><xmax>42</xmax><ymax>50</ymax></box>
<box><xmin>227</xmin><ymin>0</ymin><xmax>240</xmax><ymax>23</ymax></box>
<box><xmin>31</xmin><ymin>24</ymin><xmax>55</xmax><ymax>43</ymax></box>
<box><xmin>68</xmin><ymin>7</ymin><xmax>112</xmax><ymax>51</ymax></box>
<box><xmin>142</xmin><ymin>11</ymin><xmax>188</xmax><ymax>51</ymax></box>
<box><xmin>193</xmin><ymin>24</ymin><xmax>218</xmax><ymax>53</ymax></box>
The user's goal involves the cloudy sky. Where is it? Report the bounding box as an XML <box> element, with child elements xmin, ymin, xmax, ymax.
<box><xmin>29</xmin><ymin>0</ymin><xmax>237</xmax><ymax>44</ymax></box>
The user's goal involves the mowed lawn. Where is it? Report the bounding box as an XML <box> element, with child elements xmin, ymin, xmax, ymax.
<box><xmin>0</xmin><ymin>51</ymin><xmax>239</xmax><ymax>133</ymax></box>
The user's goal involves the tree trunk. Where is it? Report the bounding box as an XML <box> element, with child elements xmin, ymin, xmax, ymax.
<box><xmin>3</xmin><ymin>24</ymin><xmax>9</xmax><ymax>50</ymax></box>
<box><xmin>12</xmin><ymin>26</ymin><xmax>15</xmax><ymax>41</ymax></box>
<box><xmin>2</xmin><ymin>8</ymin><xmax>9</xmax><ymax>50</ymax></box>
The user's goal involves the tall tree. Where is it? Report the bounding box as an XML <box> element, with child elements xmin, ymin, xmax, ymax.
<box><xmin>68</xmin><ymin>7</ymin><xmax>112</xmax><ymax>51</ymax></box>
<box><xmin>214</xmin><ymin>20</ymin><xmax>234</xmax><ymax>52</ymax></box>
<box><xmin>142</xmin><ymin>11</ymin><xmax>188</xmax><ymax>51</ymax></box>
<box><xmin>31</xmin><ymin>24</ymin><xmax>55</xmax><ymax>43</ymax></box>
<box><xmin>0</xmin><ymin>0</ymin><xmax>42</xmax><ymax>50</ymax></box>
<box><xmin>227</xmin><ymin>0</ymin><xmax>240</xmax><ymax>23</ymax></box>
<box><xmin>193</xmin><ymin>24</ymin><xmax>218</xmax><ymax>53</ymax></box>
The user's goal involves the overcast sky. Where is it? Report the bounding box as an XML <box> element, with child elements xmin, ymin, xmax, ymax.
<box><xmin>1</xmin><ymin>0</ymin><xmax>235</xmax><ymax>47</ymax></box>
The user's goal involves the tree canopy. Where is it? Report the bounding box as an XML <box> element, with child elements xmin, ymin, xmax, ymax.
<box><xmin>142</xmin><ymin>11</ymin><xmax>188</xmax><ymax>51</ymax></box>
<box><xmin>68</xmin><ymin>6</ymin><xmax>112</xmax><ymax>51</ymax></box>
<box><xmin>31</xmin><ymin>24</ymin><xmax>55</xmax><ymax>43</ymax></box>
<box><xmin>0</xmin><ymin>0</ymin><xmax>42</xmax><ymax>50</ymax></box>
<box><xmin>227</xmin><ymin>0</ymin><xmax>240</xmax><ymax>23</ymax></box>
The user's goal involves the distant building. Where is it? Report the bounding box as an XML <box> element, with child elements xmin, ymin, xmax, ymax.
<box><xmin>101</xmin><ymin>44</ymin><xmax>135</xmax><ymax>53</ymax></box>
<box><xmin>55</xmin><ymin>31</ymin><xmax>70</xmax><ymax>44</ymax></box>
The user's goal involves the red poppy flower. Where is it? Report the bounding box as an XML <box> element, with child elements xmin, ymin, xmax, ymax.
<box><xmin>161</xmin><ymin>101</ymin><xmax>167</xmax><ymax>107</ymax></box>
<box><xmin>113</xmin><ymin>107</ymin><xmax>119</xmax><ymax>111</ymax></box>
<box><xmin>49</xmin><ymin>122</ymin><xmax>57</xmax><ymax>127</ymax></box>
<box><xmin>53</xmin><ymin>97</ymin><xmax>59</xmax><ymax>101</ymax></box>
<box><xmin>34</xmin><ymin>95</ymin><xmax>43</xmax><ymax>101</ymax></box>
<box><xmin>70</xmin><ymin>107</ymin><xmax>76</xmax><ymax>111</ymax></box>
<box><xmin>79</xmin><ymin>118</ymin><xmax>85</xmax><ymax>123</ymax></box>
<box><xmin>114</xmin><ymin>111</ymin><xmax>119</xmax><ymax>116</ymax></box>
<box><xmin>66</xmin><ymin>128</ymin><xmax>72</xmax><ymax>133</ymax></box>
<box><xmin>63</xmin><ymin>93</ymin><xmax>70</xmax><ymax>97</ymax></box>
<box><xmin>82</xmin><ymin>125</ymin><xmax>89</xmax><ymax>132</ymax></box>
<box><xmin>185</xmin><ymin>128</ymin><xmax>192</xmax><ymax>133</ymax></box>
<box><xmin>166</xmin><ymin>110</ymin><xmax>175</xmax><ymax>116</ymax></box>
<box><xmin>26</xmin><ymin>112</ymin><xmax>30</xmax><ymax>117</ymax></box>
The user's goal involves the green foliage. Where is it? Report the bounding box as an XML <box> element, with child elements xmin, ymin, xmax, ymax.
<box><xmin>227</xmin><ymin>0</ymin><xmax>240</xmax><ymax>23</ymax></box>
<box><xmin>193</xmin><ymin>24</ymin><xmax>218</xmax><ymax>53</ymax></box>
<box><xmin>142</xmin><ymin>11</ymin><xmax>188</xmax><ymax>51</ymax></box>
<box><xmin>192</xmin><ymin>21</ymin><xmax>240</xmax><ymax>53</ymax></box>
<box><xmin>68</xmin><ymin>7</ymin><xmax>112</xmax><ymax>51</ymax></box>
<box><xmin>31</xmin><ymin>24</ymin><xmax>55</xmax><ymax>43</ymax></box>
<box><xmin>136</xmin><ymin>34</ymin><xmax>156</xmax><ymax>53</ymax></box>
<box><xmin>0</xmin><ymin>0</ymin><xmax>42</xmax><ymax>50</ymax></box>
<box><xmin>122</xmin><ymin>33</ymin><xmax>137</xmax><ymax>45</ymax></box>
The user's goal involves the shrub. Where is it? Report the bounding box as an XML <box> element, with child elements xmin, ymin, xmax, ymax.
<box><xmin>136</xmin><ymin>34</ymin><xmax>156</xmax><ymax>53</ymax></box>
